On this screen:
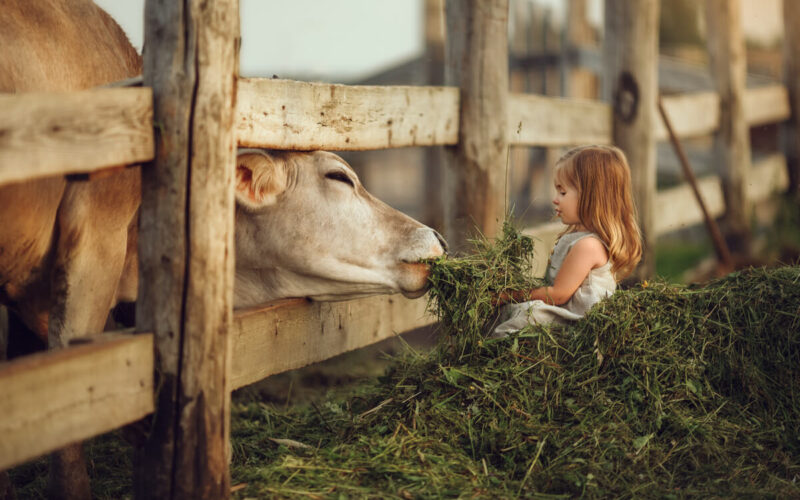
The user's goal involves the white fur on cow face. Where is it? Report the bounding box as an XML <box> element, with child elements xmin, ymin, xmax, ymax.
<box><xmin>233</xmin><ymin>150</ymin><xmax>445</xmax><ymax>307</ymax></box>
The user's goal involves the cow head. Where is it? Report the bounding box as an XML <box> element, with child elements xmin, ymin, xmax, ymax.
<box><xmin>232</xmin><ymin>149</ymin><xmax>446</xmax><ymax>307</ymax></box>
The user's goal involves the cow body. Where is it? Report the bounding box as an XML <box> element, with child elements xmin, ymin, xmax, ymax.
<box><xmin>0</xmin><ymin>1</ymin><xmax>444</xmax><ymax>497</ymax></box>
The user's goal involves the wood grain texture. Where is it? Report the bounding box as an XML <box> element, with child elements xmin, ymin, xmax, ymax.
<box><xmin>653</xmin><ymin>155</ymin><xmax>786</xmax><ymax>236</ymax></box>
<box><xmin>230</xmin><ymin>295</ymin><xmax>434</xmax><ymax>391</ymax></box>
<box><xmin>603</xmin><ymin>0</ymin><xmax>660</xmax><ymax>277</ymax></box>
<box><xmin>508</xmin><ymin>93</ymin><xmax>611</xmax><ymax>146</ymax></box>
<box><xmin>0</xmin><ymin>88</ymin><xmax>153</xmax><ymax>186</ymax></box>
<box><xmin>136</xmin><ymin>0</ymin><xmax>238</xmax><ymax>498</ymax></box>
<box><xmin>236</xmin><ymin>78</ymin><xmax>459</xmax><ymax>150</ymax></box>
<box><xmin>706</xmin><ymin>0</ymin><xmax>752</xmax><ymax>251</ymax></box>
<box><xmin>0</xmin><ymin>334</ymin><xmax>153</xmax><ymax>471</ymax></box>
<box><xmin>443</xmin><ymin>0</ymin><xmax>510</xmax><ymax>252</ymax></box>
<box><xmin>784</xmin><ymin>0</ymin><xmax>800</xmax><ymax>195</ymax></box>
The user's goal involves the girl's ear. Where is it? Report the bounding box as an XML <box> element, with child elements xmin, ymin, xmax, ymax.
<box><xmin>235</xmin><ymin>151</ymin><xmax>288</xmax><ymax>209</ymax></box>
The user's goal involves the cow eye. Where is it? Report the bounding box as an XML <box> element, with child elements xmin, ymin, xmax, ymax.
<box><xmin>325</xmin><ymin>171</ymin><xmax>354</xmax><ymax>187</ymax></box>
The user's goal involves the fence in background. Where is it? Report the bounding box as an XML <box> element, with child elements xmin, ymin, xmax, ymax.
<box><xmin>0</xmin><ymin>0</ymin><xmax>796</xmax><ymax>497</ymax></box>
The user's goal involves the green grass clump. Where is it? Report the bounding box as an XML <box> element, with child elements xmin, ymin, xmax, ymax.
<box><xmin>425</xmin><ymin>221</ymin><xmax>544</xmax><ymax>358</ymax></box>
<box><xmin>227</xmin><ymin>225</ymin><xmax>800</xmax><ymax>498</ymax></box>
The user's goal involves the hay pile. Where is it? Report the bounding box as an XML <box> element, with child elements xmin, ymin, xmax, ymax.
<box><xmin>230</xmin><ymin>225</ymin><xmax>800</xmax><ymax>498</ymax></box>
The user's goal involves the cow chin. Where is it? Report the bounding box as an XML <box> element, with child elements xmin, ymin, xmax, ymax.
<box><xmin>396</xmin><ymin>261</ymin><xmax>432</xmax><ymax>299</ymax></box>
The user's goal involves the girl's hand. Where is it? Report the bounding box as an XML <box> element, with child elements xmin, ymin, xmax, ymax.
<box><xmin>492</xmin><ymin>289</ymin><xmax>528</xmax><ymax>306</ymax></box>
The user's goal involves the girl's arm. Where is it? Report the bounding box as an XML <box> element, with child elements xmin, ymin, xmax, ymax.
<box><xmin>496</xmin><ymin>237</ymin><xmax>608</xmax><ymax>306</ymax></box>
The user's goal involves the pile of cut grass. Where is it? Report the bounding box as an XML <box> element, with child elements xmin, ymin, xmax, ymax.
<box><xmin>229</xmin><ymin>226</ymin><xmax>800</xmax><ymax>498</ymax></box>
<box><xmin>11</xmin><ymin>225</ymin><xmax>799</xmax><ymax>498</ymax></box>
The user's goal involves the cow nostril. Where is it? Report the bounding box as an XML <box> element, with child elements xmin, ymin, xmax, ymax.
<box><xmin>434</xmin><ymin>230</ymin><xmax>448</xmax><ymax>254</ymax></box>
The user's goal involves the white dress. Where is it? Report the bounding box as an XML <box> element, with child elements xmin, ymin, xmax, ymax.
<box><xmin>492</xmin><ymin>231</ymin><xmax>616</xmax><ymax>336</ymax></box>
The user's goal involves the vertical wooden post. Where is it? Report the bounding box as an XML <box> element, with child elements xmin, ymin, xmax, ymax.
<box><xmin>565</xmin><ymin>0</ymin><xmax>597</xmax><ymax>99</ymax></box>
<box><xmin>603</xmin><ymin>0</ymin><xmax>659</xmax><ymax>278</ymax></box>
<box><xmin>443</xmin><ymin>0</ymin><xmax>509</xmax><ymax>252</ymax></box>
<box><xmin>783</xmin><ymin>0</ymin><xmax>800</xmax><ymax>198</ymax></box>
<box><xmin>705</xmin><ymin>0</ymin><xmax>752</xmax><ymax>254</ymax></box>
<box><xmin>136</xmin><ymin>0</ymin><xmax>238</xmax><ymax>498</ymax></box>
<box><xmin>423</xmin><ymin>0</ymin><xmax>445</xmax><ymax>232</ymax></box>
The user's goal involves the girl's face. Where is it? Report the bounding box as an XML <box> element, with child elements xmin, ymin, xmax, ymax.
<box><xmin>553</xmin><ymin>178</ymin><xmax>582</xmax><ymax>227</ymax></box>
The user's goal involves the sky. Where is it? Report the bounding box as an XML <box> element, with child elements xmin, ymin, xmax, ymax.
<box><xmin>93</xmin><ymin>0</ymin><xmax>782</xmax><ymax>83</ymax></box>
<box><xmin>94</xmin><ymin>0</ymin><xmax>424</xmax><ymax>82</ymax></box>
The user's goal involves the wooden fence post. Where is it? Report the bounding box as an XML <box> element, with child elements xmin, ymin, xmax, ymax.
<box><xmin>603</xmin><ymin>0</ymin><xmax>659</xmax><ymax>278</ymax></box>
<box><xmin>136</xmin><ymin>0</ymin><xmax>239</xmax><ymax>498</ymax></box>
<box><xmin>443</xmin><ymin>0</ymin><xmax>510</xmax><ymax>252</ymax></box>
<box><xmin>424</xmin><ymin>0</ymin><xmax>445</xmax><ymax>232</ymax></box>
<box><xmin>705</xmin><ymin>0</ymin><xmax>752</xmax><ymax>254</ymax></box>
<box><xmin>784</xmin><ymin>0</ymin><xmax>800</xmax><ymax>198</ymax></box>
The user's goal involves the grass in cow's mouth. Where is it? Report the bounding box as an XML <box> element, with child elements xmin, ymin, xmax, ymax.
<box><xmin>424</xmin><ymin>220</ymin><xmax>545</xmax><ymax>360</ymax></box>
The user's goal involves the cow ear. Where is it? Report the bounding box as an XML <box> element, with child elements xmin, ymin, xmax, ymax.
<box><xmin>235</xmin><ymin>151</ymin><xmax>288</xmax><ymax>209</ymax></box>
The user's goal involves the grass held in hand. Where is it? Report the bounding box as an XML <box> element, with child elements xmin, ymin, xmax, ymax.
<box><xmin>425</xmin><ymin>221</ymin><xmax>545</xmax><ymax>358</ymax></box>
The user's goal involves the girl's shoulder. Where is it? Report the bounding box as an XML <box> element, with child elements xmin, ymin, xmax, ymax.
<box><xmin>567</xmin><ymin>233</ymin><xmax>609</xmax><ymax>268</ymax></box>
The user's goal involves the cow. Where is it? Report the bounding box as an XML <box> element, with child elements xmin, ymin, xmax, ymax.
<box><xmin>0</xmin><ymin>1</ymin><xmax>446</xmax><ymax>498</ymax></box>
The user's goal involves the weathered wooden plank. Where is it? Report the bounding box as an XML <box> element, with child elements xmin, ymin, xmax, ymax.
<box><xmin>136</xmin><ymin>0</ymin><xmax>238</xmax><ymax>498</ymax></box>
<box><xmin>0</xmin><ymin>87</ymin><xmax>153</xmax><ymax>186</ymax></box>
<box><xmin>706</xmin><ymin>0</ymin><xmax>752</xmax><ymax>252</ymax></box>
<box><xmin>443</xmin><ymin>0</ymin><xmax>509</xmax><ymax>252</ymax></box>
<box><xmin>523</xmin><ymin>155</ymin><xmax>787</xmax><ymax>250</ymax></box>
<box><xmin>508</xmin><ymin>94</ymin><xmax>611</xmax><ymax>146</ymax></box>
<box><xmin>235</xmin><ymin>78</ymin><xmax>459</xmax><ymax>150</ymax></box>
<box><xmin>604</xmin><ymin>0</ymin><xmax>660</xmax><ymax>277</ymax></box>
<box><xmin>653</xmin><ymin>155</ymin><xmax>787</xmax><ymax>236</ymax></box>
<box><xmin>0</xmin><ymin>334</ymin><xmax>153</xmax><ymax>471</ymax></box>
<box><xmin>230</xmin><ymin>295</ymin><xmax>434</xmax><ymax>391</ymax></box>
<box><xmin>654</xmin><ymin>86</ymin><xmax>788</xmax><ymax>142</ymax></box>
<box><xmin>784</xmin><ymin>1</ymin><xmax>800</xmax><ymax>195</ymax></box>
<box><xmin>744</xmin><ymin>84</ymin><xmax>791</xmax><ymax>127</ymax></box>
<box><xmin>654</xmin><ymin>92</ymin><xmax>720</xmax><ymax>141</ymax></box>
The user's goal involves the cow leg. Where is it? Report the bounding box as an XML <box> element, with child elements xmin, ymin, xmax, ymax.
<box><xmin>46</xmin><ymin>174</ymin><xmax>139</xmax><ymax>500</ymax></box>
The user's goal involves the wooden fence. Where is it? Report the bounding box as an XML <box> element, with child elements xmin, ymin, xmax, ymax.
<box><xmin>0</xmin><ymin>0</ymin><xmax>796</xmax><ymax>498</ymax></box>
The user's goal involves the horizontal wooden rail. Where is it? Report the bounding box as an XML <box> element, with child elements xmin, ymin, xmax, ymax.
<box><xmin>654</xmin><ymin>84</ymin><xmax>790</xmax><ymax>141</ymax></box>
<box><xmin>0</xmin><ymin>333</ymin><xmax>154</xmax><ymax>471</ymax></box>
<box><xmin>230</xmin><ymin>294</ymin><xmax>434</xmax><ymax>390</ymax></box>
<box><xmin>654</xmin><ymin>153</ymin><xmax>788</xmax><ymax>235</ymax></box>
<box><xmin>522</xmin><ymin>154</ymin><xmax>789</xmax><ymax>277</ymax></box>
<box><xmin>235</xmin><ymin>78</ymin><xmax>460</xmax><ymax>150</ymax></box>
<box><xmin>0</xmin><ymin>82</ymin><xmax>789</xmax><ymax>186</ymax></box>
<box><xmin>0</xmin><ymin>88</ymin><xmax>154</xmax><ymax>186</ymax></box>
<box><xmin>508</xmin><ymin>94</ymin><xmax>612</xmax><ymax>146</ymax></box>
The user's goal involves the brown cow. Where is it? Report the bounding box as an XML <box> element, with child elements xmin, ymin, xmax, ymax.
<box><xmin>0</xmin><ymin>1</ymin><xmax>445</xmax><ymax>498</ymax></box>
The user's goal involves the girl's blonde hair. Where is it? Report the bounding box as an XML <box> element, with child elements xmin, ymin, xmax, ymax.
<box><xmin>554</xmin><ymin>145</ymin><xmax>642</xmax><ymax>279</ymax></box>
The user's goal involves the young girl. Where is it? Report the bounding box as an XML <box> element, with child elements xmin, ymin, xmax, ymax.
<box><xmin>493</xmin><ymin>145</ymin><xmax>642</xmax><ymax>336</ymax></box>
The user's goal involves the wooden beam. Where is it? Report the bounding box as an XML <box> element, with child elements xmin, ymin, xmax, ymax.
<box><xmin>235</xmin><ymin>78</ymin><xmax>459</xmax><ymax>150</ymax></box>
<box><xmin>508</xmin><ymin>93</ymin><xmax>611</xmax><ymax>146</ymax></box>
<box><xmin>603</xmin><ymin>0</ymin><xmax>660</xmax><ymax>277</ymax></box>
<box><xmin>653</xmin><ymin>85</ymin><xmax>789</xmax><ymax>142</ymax></box>
<box><xmin>443</xmin><ymin>0</ymin><xmax>510</xmax><ymax>252</ymax></box>
<box><xmin>654</xmin><ymin>92</ymin><xmax>720</xmax><ymax>141</ymax></box>
<box><xmin>653</xmin><ymin>155</ymin><xmax>787</xmax><ymax>236</ymax></box>
<box><xmin>744</xmin><ymin>84</ymin><xmax>791</xmax><ymax>127</ymax></box>
<box><xmin>136</xmin><ymin>0</ymin><xmax>238</xmax><ymax>498</ymax></box>
<box><xmin>706</xmin><ymin>0</ymin><xmax>752</xmax><ymax>252</ymax></box>
<box><xmin>0</xmin><ymin>334</ymin><xmax>153</xmax><ymax>471</ymax></box>
<box><xmin>230</xmin><ymin>295</ymin><xmax>434</xmax><ymax>391</ymax></box>
<box><xmin>0</xmin><ymin>88</ymin><xmax>153</xmax><ymax>186</ymax></box>
<box><xmin>783</xmin><ymin>0</ymin><xmax>800</xmax><ymax>196</ymax></box>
